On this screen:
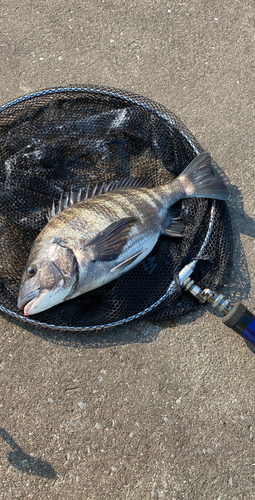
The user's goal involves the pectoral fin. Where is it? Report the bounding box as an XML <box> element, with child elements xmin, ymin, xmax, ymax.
<box><xmin>84</xmin><ymin>217</ymin><xmax>138</xmax><ymax>261</ymax></box>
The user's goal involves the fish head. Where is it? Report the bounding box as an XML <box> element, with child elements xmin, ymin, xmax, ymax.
<box><xmin>17</xmin><ymin>238</ymin><xmax>78</xmax><ymax>316</ymax></box>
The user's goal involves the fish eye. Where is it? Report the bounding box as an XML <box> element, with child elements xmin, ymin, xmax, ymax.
<box><xmin>26</xmin><ymin>265</ymin><xmax>37</xmax><ymax>278</ymax></box>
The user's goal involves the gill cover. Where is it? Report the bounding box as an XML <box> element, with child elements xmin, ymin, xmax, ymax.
<box><xmin>18</xmin><ymin>239</ymin><xmax>78</xmax><ymax>315</ymax></box>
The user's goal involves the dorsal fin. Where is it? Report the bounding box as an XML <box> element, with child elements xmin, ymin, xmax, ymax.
<box><xmin>47</xmin><ymin>176</ymin><xmax>153</xmax><ymax>220</ymax></box>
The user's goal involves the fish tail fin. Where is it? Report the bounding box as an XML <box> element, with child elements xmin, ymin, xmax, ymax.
<box><xmin>179</xmin><ymin>152</ymin><xmax>230</xmax><ymax>200</ymax></box>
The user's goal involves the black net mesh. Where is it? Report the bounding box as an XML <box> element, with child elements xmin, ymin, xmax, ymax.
<box><xmin>0</xmin><ymin>86</ymin><xmax>232</xmax><ymax>332</ymax></box>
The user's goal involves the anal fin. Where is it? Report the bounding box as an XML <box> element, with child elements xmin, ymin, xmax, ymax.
<box><xmin>163</xmin><ymin>206</ymin><xmax>185</xmax><ymax>237</ymax></box>
<box><xmin>163</xmin><ymin>221</ymin><xmax>185</xmax><ymax>237</ymax></box>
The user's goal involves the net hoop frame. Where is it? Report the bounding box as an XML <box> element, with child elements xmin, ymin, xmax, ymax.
<box><xmin>0</xmin><ymin>86</ymin><xmax>217</xmax><ymax>332</ymax></box>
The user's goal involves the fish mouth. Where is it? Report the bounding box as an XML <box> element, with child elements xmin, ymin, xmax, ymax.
<box><xmin>17</xmin><ymin>290</ymin><xmax>40</xmax><ymax>316</ymax></box>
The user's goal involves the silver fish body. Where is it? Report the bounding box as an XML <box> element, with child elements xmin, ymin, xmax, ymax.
<box><xmin>17</xmin><ymin>153</ymin><xmax>230</xmax><ymax>316</ymax></box>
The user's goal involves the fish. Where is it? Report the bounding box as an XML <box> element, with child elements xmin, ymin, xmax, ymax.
<box><xmin>17</xmin><ymin>152</ymin><xmax>230</xmax><ymax>316</ymax></box>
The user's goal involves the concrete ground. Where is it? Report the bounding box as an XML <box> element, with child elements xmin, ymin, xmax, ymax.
<box><xmin>0</xmin><ymin>1</ymin><xmax>254</xmax><ymax>498</ymax></box>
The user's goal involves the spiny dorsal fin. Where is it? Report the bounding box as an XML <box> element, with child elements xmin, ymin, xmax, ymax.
<box><xmin>47</xmin><ymin>176</ymin><xmax>153</xmax><ymax>220</ymax></box>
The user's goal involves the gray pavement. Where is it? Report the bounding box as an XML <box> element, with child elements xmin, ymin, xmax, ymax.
<box><xmin>0</xmin><ymin>1</ymin><xmax>254</xmax><ymax>498</ymax></box>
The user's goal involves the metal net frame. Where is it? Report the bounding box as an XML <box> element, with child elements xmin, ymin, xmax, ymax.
<box><xmin>0</xmin><ymin>86</ymin><xmax>232</xmax><ymax>333</ymax></box>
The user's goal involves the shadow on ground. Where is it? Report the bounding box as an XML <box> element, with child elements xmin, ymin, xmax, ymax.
<box><xmin>0</xmin><ymin>428</ymin><xmax>57</xmax><ymax>479</ymax></box>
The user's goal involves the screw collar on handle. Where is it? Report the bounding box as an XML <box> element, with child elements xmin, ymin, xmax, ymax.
<box><xmin>182</xmin><ymin>278</ymin><xmax>255</xmax><ymax>348</ymax></box>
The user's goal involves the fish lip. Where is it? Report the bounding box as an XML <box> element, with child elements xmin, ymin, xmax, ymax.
<box><xmin>18</xmin><ymin>290</ymin><xmax>40</xmax><ymax>316</ymax></box>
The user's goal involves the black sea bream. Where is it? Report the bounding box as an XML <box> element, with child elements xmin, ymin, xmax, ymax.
<box><xmin>18</xmin><ymin>152</ymin><xmax>229</xmax><ymax>316</ymax></box>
